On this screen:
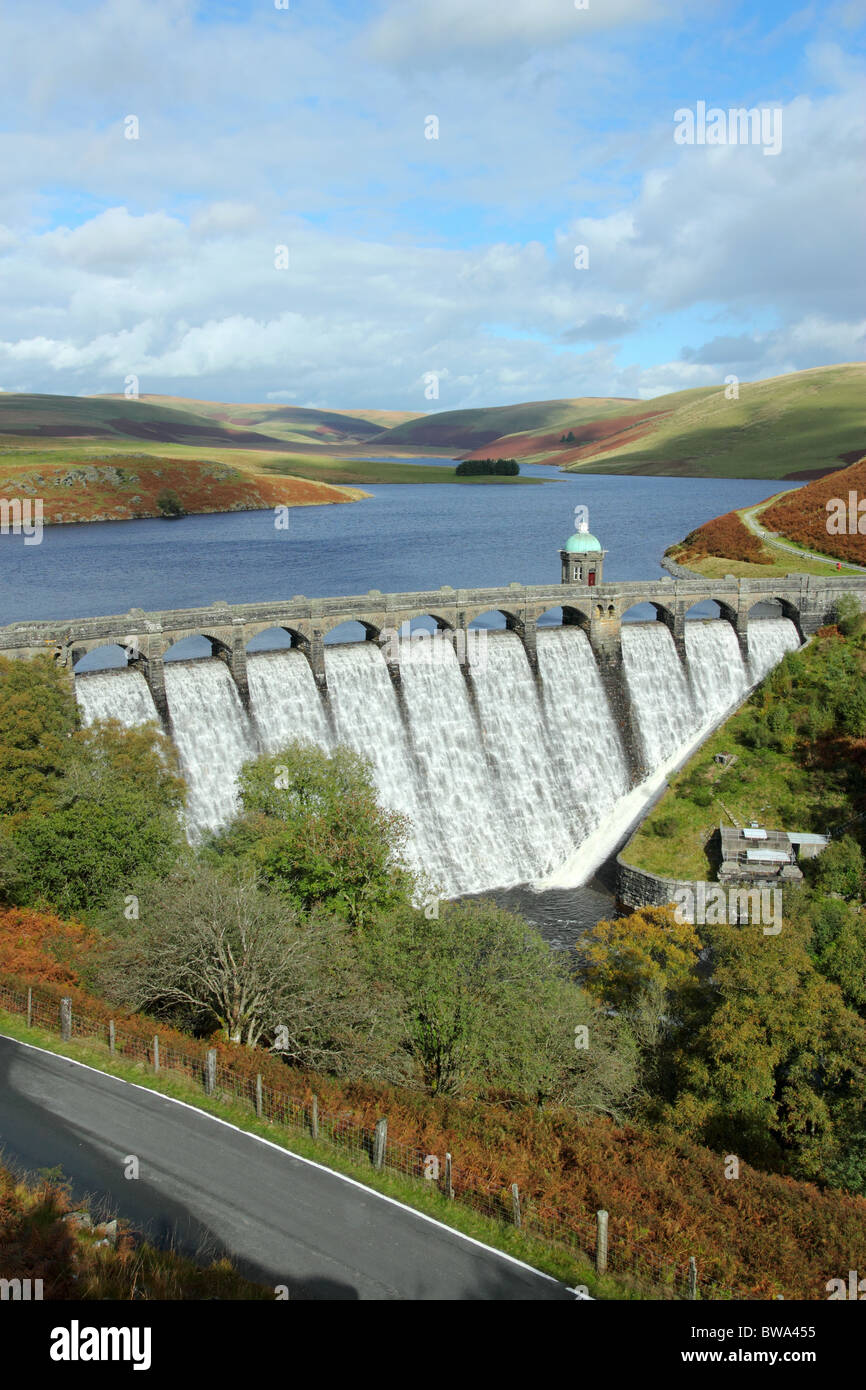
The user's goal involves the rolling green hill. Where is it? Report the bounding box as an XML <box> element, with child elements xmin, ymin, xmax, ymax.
<box><xmin>372</xmin><ymin>396</ymin><xmax>643</xmax><ymax>449</ymax></box>
<box><xmin>372</xmin><ymin>365</ymin><xmax>866</xmax><ymax>480</ymax></box>
<box><xmin>0</xmin><ymin>393</ymin><xmax>291</xmax><ymax>450</ymax></box>
<box><xmin>92</xmin><ymin>393</ymin><xmax>411</xmax><ymax>446</ymax></box>
<box><xmin>556</xmin><ymin>364</ymin><xmax>866</xmax><ymax>480</ymax></box>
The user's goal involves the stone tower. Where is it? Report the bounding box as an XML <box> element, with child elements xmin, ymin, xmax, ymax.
<box><xmin>560</xmin><ymin>514</ymin><xmax>606</xmax><ymax>586</ymax></box>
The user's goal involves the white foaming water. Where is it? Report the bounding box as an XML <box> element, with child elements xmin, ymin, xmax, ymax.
<box><xmin>73</xmin><ymin>618</ymin><xmax>802</xmax><ymax>896</ymax></box>
<box><xmin>323</xmin><ymin>641</ymin><xmax>439</xmax><ymax>888</ymax></box>
<box><xmin>535</xmin><ymin>628</ymin><xmax>631</xmax><ymax>838</ymax></box>
<box><xmin>685</xmin><ymin>620</ymin><xmax>749</xmax><ymax>727</ymax></box>
<box><xmin>748</xmin><ymin>617</ymin><xmax>801</xmax><ymax>681</ymax></box>
<box><xmin>396</xmin><ymin>635</ymin><xmax>519</xmax><ymax>894</ymax></box>
<box><xmin>76</xmin><ymin>668</ymin><xmax>160</xmax><ymax>728</ymax></box>
<box><xmin>163</xmin><ymin>659</ymin><xmax>258</xmax><ymax>838</ymax></box>
<box><xmin>621</xmin><ymin>623</ymin><xmax>696</xmax><ymax>767</ymax></box>
<box><xmin>247</xmin><ymin>649</ymin><xmax>332</xmax><ymax>754</ymax></box>
<box><xmin>469</xmin><ymin>630</ymin><xmax>613</xmax><ymax>884</ymax></box>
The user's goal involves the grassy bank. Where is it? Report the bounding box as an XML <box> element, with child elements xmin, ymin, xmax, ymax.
<box><xmin>621</xmin><ymin>622</ymin><xmax>866</xmax><ymax>880</ymax></box>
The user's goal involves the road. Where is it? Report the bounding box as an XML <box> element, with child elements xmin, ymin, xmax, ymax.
<box><xmin>741</xmin><ymin>498</ymin><xmax>866</xmax><ymax>574</ymax></box>
<box><xmin>0</xmin><ymin>1035</ymin><xmax>574</xmax><ymax>1300</ymax></box>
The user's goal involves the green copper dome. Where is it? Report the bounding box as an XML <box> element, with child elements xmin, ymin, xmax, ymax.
<box><xmin>564</xmin><ymin>531</ymin><xmax>601</xmax><ymax>553</ymax></box>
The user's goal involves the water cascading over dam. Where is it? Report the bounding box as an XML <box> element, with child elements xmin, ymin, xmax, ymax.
<box><xmin>74</xmin><ymin>617</ymin><xmax>801</xmax><ymax>898</ymax></box>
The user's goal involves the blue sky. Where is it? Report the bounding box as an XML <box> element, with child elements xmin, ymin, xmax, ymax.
<box><xmin>0</xmin><ymin>0</ymin><xmax>863</xmax><ymax>409</ymax></box>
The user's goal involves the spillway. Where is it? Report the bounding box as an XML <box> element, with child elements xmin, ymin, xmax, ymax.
<box><xmin>74</xmin><ymin>617</ymin><xmax>802</xmax><ymax>895</ymax></box>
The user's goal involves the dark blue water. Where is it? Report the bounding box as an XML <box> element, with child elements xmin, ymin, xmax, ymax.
<box><xmin>0</xmin><ymin>468</ymin><xmax>790</xmax><ymax>627</ymax></box>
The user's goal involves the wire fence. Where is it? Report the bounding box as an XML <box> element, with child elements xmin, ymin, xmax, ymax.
<box><xmin>0</xmin><ymin>973</ymin><xmax>747</xmax><ymax>1300</ymax></box>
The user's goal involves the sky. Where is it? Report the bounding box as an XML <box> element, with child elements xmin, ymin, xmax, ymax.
<box><xmin>0</xmin><ymin>0</ymin><xmax>863</xmax><ymax>411</ymax></box>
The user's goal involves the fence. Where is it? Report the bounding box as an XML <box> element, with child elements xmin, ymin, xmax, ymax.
<box><xmin>0</xmin><ymin>975</ymin><xmax>740</xmax><ymax>1300</ymax></box>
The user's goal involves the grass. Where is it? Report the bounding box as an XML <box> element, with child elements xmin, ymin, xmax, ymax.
<box><xmin>560</xmin><ymin>364</ymin><xmax>866</xmax><ymax>480</ymax></box>
<box><xmin>0</xmin><ymin>1008</ymin><xmax>636</xmax><ymax>1301</ymax></box>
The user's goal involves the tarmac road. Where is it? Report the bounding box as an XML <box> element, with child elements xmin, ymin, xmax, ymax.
<box><xmin>0</xmin><ymin>1034</ymin><xmax>575</xmax><ymax>1301</ymax></box>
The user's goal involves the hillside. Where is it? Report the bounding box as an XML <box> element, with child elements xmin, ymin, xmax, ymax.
<box><xmin>0</xmin><ymin>454</ymin><xmax>363</xmax><ymax>524</ymax></box>
<box><xmin>371</xmin><ymin>366</ymin><xmax>866</xmax><ymax>479</ymax></box>
<box><xmin>0</xmin><ymin>393</ymin><xmax>292</xmax><ymax>450</ymax></box>
<box><xmin>92</xmin><ymin>393</ymin><xmax>411</xmax><ymax>447</ymax></box>
<box><xmin>555</xmin><ymin>365</ymin><xmax>865</xmax><ymax>480</ymax></box>
<box><xmin>762</xmin><ymin>456</ymin><xmax>866</xmax><ymax>566</ymax></box>
<box><xmin>372</xmin><ymin>396</ymin><xmax>644</xmax><ymax>450</ymax></box>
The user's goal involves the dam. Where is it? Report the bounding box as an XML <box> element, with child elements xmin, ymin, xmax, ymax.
<box><xmin>2</xmin><ymin>570</ymin><xmax>864</xmax><ymax>899</ymax></box>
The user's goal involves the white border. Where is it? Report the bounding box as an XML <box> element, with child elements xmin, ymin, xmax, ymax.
<box><xmin>0</xmin><ymin>1031</ymin><xmax>584</xmax><ymax>1296</ymax></box>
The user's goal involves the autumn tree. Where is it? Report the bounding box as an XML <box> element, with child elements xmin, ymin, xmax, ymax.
<box><xmin>98</xmin><ymin>862</ymin><xmax>403</xmax><ymax>1077</ymax></box>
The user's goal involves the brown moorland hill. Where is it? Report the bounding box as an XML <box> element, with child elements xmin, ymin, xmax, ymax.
<box><xmin>762</xmin><ymin>457</ymin><xmax>866</xmax><ymax>565</ymax></box>
<box><xmin>0</xmin><ymin>455</ymin><xmax>361</xmax><ymax>525</ymax></box>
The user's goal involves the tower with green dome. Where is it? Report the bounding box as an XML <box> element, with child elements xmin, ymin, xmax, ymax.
<box><xmin>560</xmin><ymin>513</ymin><xmax>606</xmax><ymax>586</ymax></box>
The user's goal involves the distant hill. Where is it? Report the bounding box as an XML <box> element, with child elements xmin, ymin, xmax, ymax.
<box><xmin>551</xmin><ymin>365</ymin><xmax>865</xmax><ymax>480</ymax></box>
<box><xmin>92</xmin><ymin>394</ymin><xmax>412</xmax><ymax>446</ymax></box>
<box><xmin>372</xmin><ymin>396</ymin><xmax>643</xmax><ymax>449</ymax></box>
<box><xmin>0</xmin><ymin>393</ymin><xmax>292</xmax><ymax>451</ymax></box>
<box><xmin>374</xmin><ymin>365</ymin><xmax>866</xmax><ymax>480</ymax></box>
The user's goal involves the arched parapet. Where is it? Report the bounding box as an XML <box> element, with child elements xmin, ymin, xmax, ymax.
<box><xmin>162</xmin><ymin>628</ymin><xmax>234</xmax><ymax>662</ymax></box>
<box><xmin>619</xmin><ymin>597</ymin><xmax>679</xmax><ymax>633</ymax></box>
<box><xmin>741</xmin><ymin>593</ymin><xmax>806</xmax><ymax>647</ymax></box>
<box><xmin>463</xmin><ymin>606</ymin><xmax>539</xmax><ymax>675</ymax></box>
<box><xmin>529</xmin><ymin>602</ymin><xmax>593</xmax><ymax>634</ymax></box>
<box><xmin>319</xmin><ymin>615</ymin><xmax>384</xmax><ymax>642</ymax></box>
<box><xmin>243</xmin><ymin>621</ymin><xmax>313</xmax><ymax>655</ymax></box>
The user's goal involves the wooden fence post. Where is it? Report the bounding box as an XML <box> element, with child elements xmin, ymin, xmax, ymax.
<box><xmin>311</xmin><ymin>1094</ymin><xmax>319</xmax><ymax>1140</ymax></box>
<box><xmin>373</xmin><ymin>1118</ymin><xmax>387</xmax><ymax>1170</ymax></box>
<box><xmin>205</xmin><ymin>1048</ymin><xmax>216</xmax><ymax>1096</ymax></box>
<box><xmin>596</xmin><ymin>1210</ymin><xmax>609</xmax><ymax>1277</ymax></box>
<box><xmin>109</xmin><ymin>1020</ymin><xmax>116</xmax><ymax>1053</ymax></box>
<box><xmin>255</xmin><ymin>1074</ymin><xmax>263</xmax><ymax>1119</ymax></box>
<box><xmin>688</xmin><ymin>1256</ymin><xmax>698</xmax><ymax>1301</ymax></box>
<box><xmin>444</xmin><ymin>1152</ymin><xmax>453</xmax><ymax>1199</ymax></box>
<box><xmin>26</xmin><ymin>988</ymin><xmax>32</xmax><ymax>1029</ymax></box>
<box><xmin>60</xmin><ymin>997</ymin><xmax>72</xmax><ymax>1042</ymax></box>
<box><xmin>153</xmin><ymin>1036</ymin><xmax>159</xmax><ymax>1072</ymax></box>
<box><xmin>511</xmin><ymin>1183</ymin><xmax>522</xmax><ymax>1228</ymax></box>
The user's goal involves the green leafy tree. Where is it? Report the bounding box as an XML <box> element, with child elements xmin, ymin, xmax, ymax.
<box><xmin>367</xmin><ymin>900</ymin><xmax>637</xmax><ymax>1112</ymax></box>
<box><xmin>668</xmin><ymin>914</ymin><xmax>866</xmax><ymax>1181</ymax></box>
<box><xmin>10</xmin><ymin>721</ymin><xmax>184</xmax><ymax>914</ymax></box>
<box><xmin>811</xmin><ymin>836</ymin><xmax>865</xmax><ymax>899</ymax></box>
<box><xmin>0</xmin><ymin>655</ymin><xmax>78</xmax><ymax>819</ymax></box>
<box><xmin>155</xmin><ymin>489</ymin><xmax>186</xmax><ymax>518</ymax></box>
<box><xmin>212</xmin><ymin>742</ymin><xmax>415</xmax><ymax>928</ymax></box>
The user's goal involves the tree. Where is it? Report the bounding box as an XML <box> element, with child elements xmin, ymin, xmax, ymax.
<box><xmin>155</xmin><ymin>489</ymin><xmax>186</xmax><ymax>518</ymax></box>
<box><xmin>9</xmin><ymin>721</ymin><xmax>184</xmax><ymax>914</ymax></box>
<box><xmin>0</xmin><ymin>655</ymin><xmax>78</xmax><ymax>819</ymax></box>
<box><xmin>811</xmin><ymin>836</ymin><xmax>865</xmax><ymax>900</ymax></box>
<box><xmin>669</xmin><ymin>913</ymin><xmax>866</xmax><ymax>1180</ymax></box>
<box><xmin>212</xmin><ymin>742</ymin><xmax>415</xmax><ymax>928</ymax></box>
<box><xmin>367</xmin><ymin>900</ymin><xmax>637</xmax><ymax>1113</ymax></box>
<box><xmin>98</xmin><ymin>864</ymin><xmax>400</xmax><ymax>1076</ymax></box>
